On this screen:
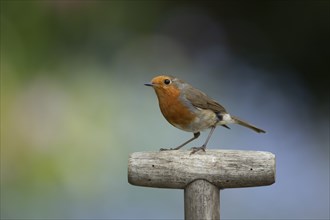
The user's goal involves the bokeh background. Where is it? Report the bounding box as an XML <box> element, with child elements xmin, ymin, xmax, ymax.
<box><xmin>1</xmin><ymin>1</ymin><xmax>329</xmax><ymax>219</ymax></box>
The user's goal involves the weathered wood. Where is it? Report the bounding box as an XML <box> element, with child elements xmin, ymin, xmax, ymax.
<box><xmin>184</xmin><ymin>179</ymin><xmax>220</xmax><ymax>220</ymax></box>
<box><xmin>128</xmin><ymin>150</ymin><xmax>275</xmax><ymax>189</ymax></box>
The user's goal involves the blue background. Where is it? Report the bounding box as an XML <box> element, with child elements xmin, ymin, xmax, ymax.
<box><xmin>1</xmin><ymin>1</ymin><xmax>329</xmax><ymax>219</ymax></box>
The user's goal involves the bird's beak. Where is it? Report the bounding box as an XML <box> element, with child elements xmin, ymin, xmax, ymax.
<box><xmin>144</xmin><ymin>82</ymin><xmax>154</xmax><ymax>87</ymax></box>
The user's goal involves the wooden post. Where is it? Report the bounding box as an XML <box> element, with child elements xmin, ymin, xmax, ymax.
<box><xmin>185</xmin><ymin>179</ymin><xmax>220</xmax><ymax>220</ymax></box>
<box><xmin>128</xmin><ymin>150</ymin><xmax>275</xmax><ymax>220</ymax></box>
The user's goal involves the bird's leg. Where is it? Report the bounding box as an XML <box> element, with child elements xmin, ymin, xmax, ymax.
<box><xmin>190</xmin><ymin>126</ymin><xmax>216</xmax><ymax>155</ymax></box>
<box><xmin>160</xmin><ymin>132</ymin><xmax>200</xmax><ymax>151</ymax></box>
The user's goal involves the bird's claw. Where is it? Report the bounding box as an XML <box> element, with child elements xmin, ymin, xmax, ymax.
<box><xmin>159</xmin><ymin>148</ymin><xmax>174</xmax><ymax>151</ymax></box>
<box><xmin>190</xmin><ymin>146</ymin><xmax>206</xmax><ymax>155</ymax></box>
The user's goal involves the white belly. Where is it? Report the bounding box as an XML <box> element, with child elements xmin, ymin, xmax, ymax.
<box><xmin>173</xmin><ymin>109</ymin><xmax>218</xmax><ymax>133</ymax></box>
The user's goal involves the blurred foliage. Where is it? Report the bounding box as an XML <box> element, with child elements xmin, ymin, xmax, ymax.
<box><xmin>1</xmin><ymin>1</ymin><xmax>329</xmax><ymax>219</ymax></box>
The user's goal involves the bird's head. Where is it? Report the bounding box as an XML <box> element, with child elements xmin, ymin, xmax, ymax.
<box><xmin>145</xmin><ymin>75</ymin><xmax>184</xmax><ymax>97</ymax></box>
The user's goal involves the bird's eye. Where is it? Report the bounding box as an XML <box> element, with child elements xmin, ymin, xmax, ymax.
<box><xmin>164</xmin><ymin>79</ymin><xmax>171</xmax><ymax>85</ymax></box>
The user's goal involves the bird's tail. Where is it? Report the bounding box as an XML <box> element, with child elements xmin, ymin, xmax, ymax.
<box><xmin>231</xmin><ymin>116</ymin><xmax>266</xmax><ymax>133</ymax></box>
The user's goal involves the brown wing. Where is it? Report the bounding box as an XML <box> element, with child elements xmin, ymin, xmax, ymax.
<box><xmin>184</xmin><ymin>86</ymin><xmax>227</xmax><ymax>114</ymax></box>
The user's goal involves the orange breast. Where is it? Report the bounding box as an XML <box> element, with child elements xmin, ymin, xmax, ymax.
<box><xmin>156</xmin><ymin>88</ymin><xmax>196</xmax><ymax>131</ymax></box>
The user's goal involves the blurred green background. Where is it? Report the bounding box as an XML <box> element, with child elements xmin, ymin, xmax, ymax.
<box><xmin>1</xmin><ymin>1</ymin><xmax>329</xmax><ymax>219</ymax></box>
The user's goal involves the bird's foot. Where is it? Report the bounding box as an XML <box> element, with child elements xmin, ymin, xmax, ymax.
<box><xmin>190</xmin><ymin>145</ymin><xmax>206</xmax><ymax>155</ymax></box>
<box><xmin>159</xmin><ymin>147</ymin><xmax>175</xmax><ymax>151</ymax></box>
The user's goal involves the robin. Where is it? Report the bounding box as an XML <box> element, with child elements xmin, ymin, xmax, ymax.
<box><xmin>145</xmin><ymin>75</ymin><xmax>265</xmax><ymax>154</ymax></box>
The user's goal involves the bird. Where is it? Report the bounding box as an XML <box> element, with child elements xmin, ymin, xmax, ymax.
<box><xmin>145</xmin><ymin>75</ymin><xmax>265</xmax><ymax>154</ymax></box>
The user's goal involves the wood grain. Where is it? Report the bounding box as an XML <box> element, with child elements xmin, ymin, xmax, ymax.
<box><xmin>128</xmin><ymin>150</ymin><xmax>275</xmax><ymax>189</ymax></box>
<box><xmin>184</xmin><ymin>179</ymin><xmax>220</xmax><ymax>220</ymax></box>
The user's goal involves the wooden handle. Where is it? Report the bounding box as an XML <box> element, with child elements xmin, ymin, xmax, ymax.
<box><xmin>128</xmin><ymin>150</ymin><xmax>275</xmax><ymax>189</ymax></box>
